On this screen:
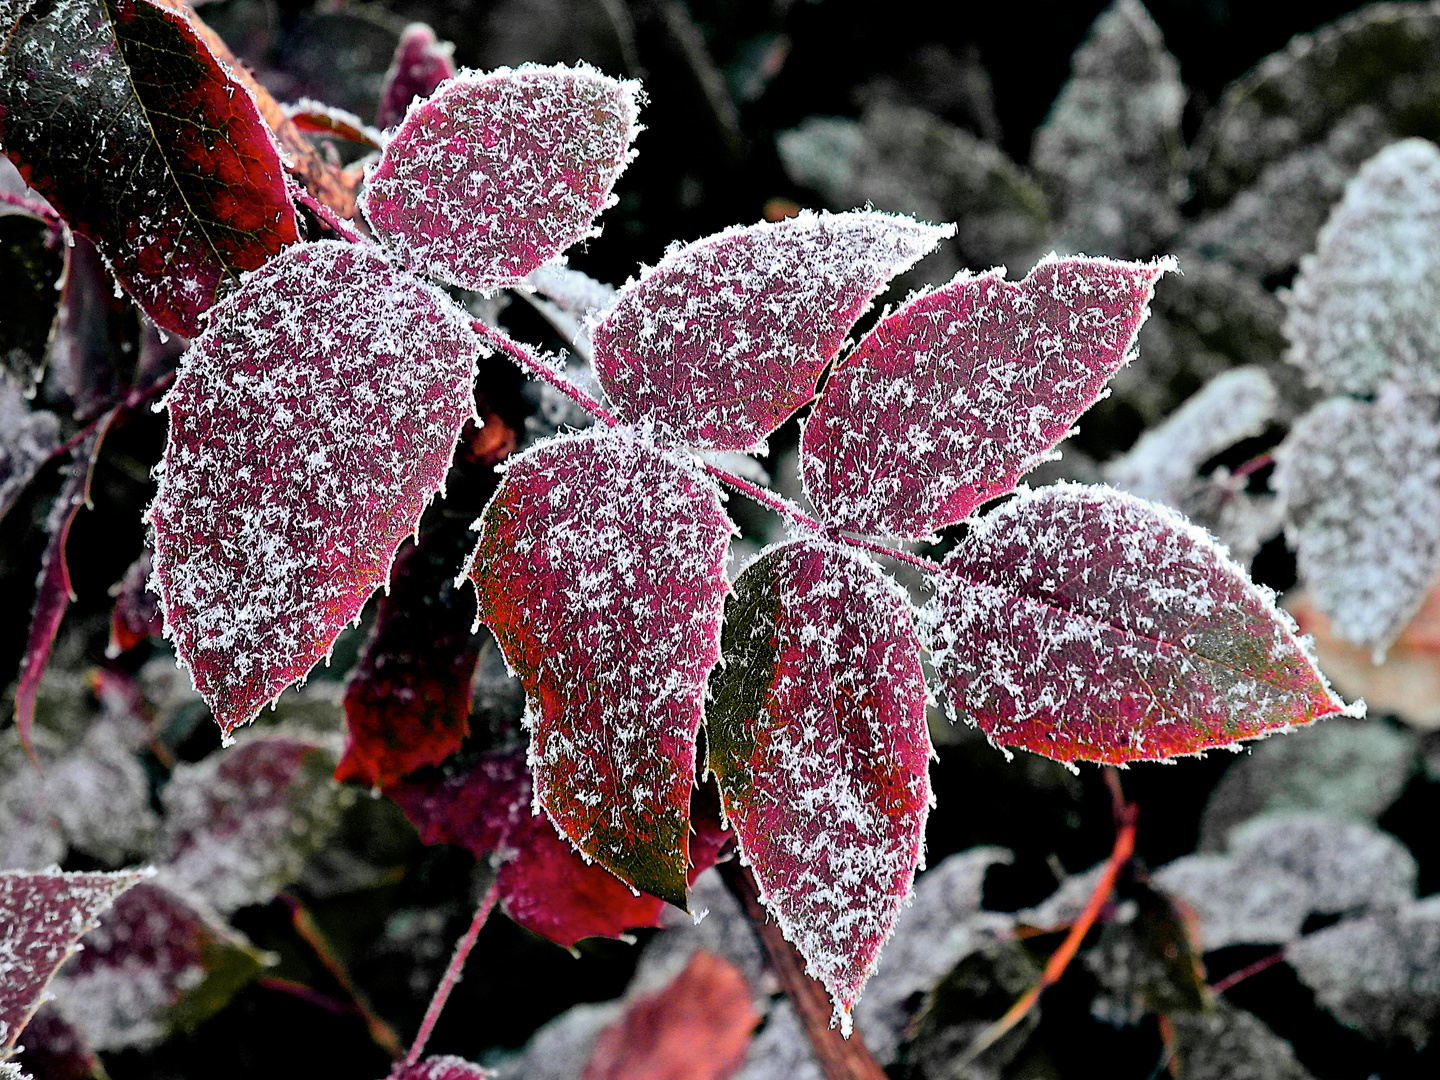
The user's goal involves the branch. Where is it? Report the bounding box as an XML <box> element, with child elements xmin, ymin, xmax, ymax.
<box><xmin>292</xmin><ymin>182</ymin><xmax>367</xmax><ymax>245</ymax></box>
<box><xmin>718</xmin><ymin>859</ymin><xmax>888</xmax><ymax>1080</ymax></box>
<box><xmin>471</xmin><ymin>319</ymin><xmax>620</xmax><ymax>426</ymax></box>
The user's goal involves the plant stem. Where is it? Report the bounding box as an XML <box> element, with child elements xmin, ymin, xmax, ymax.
<box><xmin>471</xmin><ymin>319</ymin><xmax>621</xmax><ymax>426</ymax></box>
<box><xmin>292</xmin><ymin>183</ymin><xmax>367</xmax><ymax>244</ymax></box>
<box><xmin>1208</xmin><ymin>950</ymin><xmax>1284</xmax><ymax>995</ymax></box>
<box><xmin>401</xmin><ymin>878</ymin><xmax>501</xmax><ymax>1069</ymax></box>
<box><xmin>46</xmin><ymin>372</ymin><xmax>178</xmax><ymax>468</ymax></box>
<box><xmin>717</xmin><ymin>859</ymin><xmax>889</xmax><ymax>1080</ymax></box>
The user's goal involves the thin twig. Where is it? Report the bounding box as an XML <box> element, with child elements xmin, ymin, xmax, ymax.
<box><xmin>1208</xmin><ymin>950</ymin><xmax>1285</xmax><ymax>995</ymax></box>
<box><xmin>292</xmin><ymin>183</ymin><xmax>367</xmax><ymax>244</ymax></box>
<box><xmin>471</xmin><ymin>319</ymin><xmax>621</xmax><ymax>426</ymax></box>
<box><xmin>401</xmin><ymin>877</ymin><xmax>501</xmax><ymax>1069</ymax></box>
<box><xmin>46</xmin><ymin>372</ymin><xmax>178</xmax><ymax>467</ymax></box>
<box><xmin>257</xmin><ymin>976</ymin><xmax>357</xmax><ymax>1016</ymax></box>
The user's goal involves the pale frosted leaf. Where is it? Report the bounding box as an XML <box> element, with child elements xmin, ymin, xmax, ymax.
<box><xmin>707</xmin><ymin>539</ymin><xmax>932</xmax><ymax>1031</ymax></box>
<box><xmin>363</xmin><ymin>64</ymin><xmax>640</xmax><ymax>291</ymax></box>
<box><xmin>921</xmin><ymin>485</ymin><xmax>1353</xmax><ymax>764</ymax></box>
<box><xmin>802</xmin><ymin>257</ymin><xmax>1172</xmax><ymax>539</ymax></box>
<box><xmin>1275</xmin><ymin>389</ymin><xmax>1440</xmax><ymax>656</ymax></box>
<box><xmin>1031</xmin><ymin>0</ymin><xmax>1186</xmax><ymax>258</ymax></box>
<box><xmin>0</xmin><ymin>376</ymin><xmax>59</xmax><ymax>524</ymax></box>
<box><xmin>1285</xmin><ymin>139</ymin><xmax>1440</xmax><ymax>395</ymax></box>
<box><xmin>469</xmin><ymin>431</ymin><xmax>733</xmax><ymax>906</ymax></box>
<box><xmin>592</xmin><ymin>210</ymin><xmax>949</xmax><ymax>452</ymax></box>
<box><xmin>43</xmin><ymin>714</ymin><xmax>157</xmax><ymax>865</ymax></box>
<box><xmin>1168</xmin><ymin>999</ymin><xmax>1316</xmax><ymax>1080</ymax></box>
<box><xmin>148</xmin><ymin>240</ymin><xmax>480</xmax><ymax>735</ymax></box>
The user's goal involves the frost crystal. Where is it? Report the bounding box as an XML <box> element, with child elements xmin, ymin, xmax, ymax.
<box><xmin>921</xmin><ymin>484</ymin><xmax>1352</xmax><ymax>763</ymax></box>
<box><xmin>802</xmin><ymin>256</ymin><xmax>1172</xmax><ymax>539</ymax></box>
<box><xmin>592</xmin><ymin>210</ymin><xmax>949</xmax><ymax>452</ymax></box>
<box><xmin>362</xmin><ymin>64</ymin><xmax>641</xmax><ymax>291</ymax></box>
<box><xmin>1285</xmin><ymin>138</ymin><xmax>1440</xmax><ymax>395</ymax></box>
<box><xmin>469</xmin><ymin>431</ymin><xmax>733</xmax><ymax>906</ymax></box>
<box><xmin>1275</xmin><ymin>389</ymin><xmax>1440</xmax><ymax>657</ymax></box>
<box><xmin>148</xmin><ymin>240</ymin><xmax>480</xmax><ymax>734</ymax></box>
<box><xmin>707</xmin><ymin>540</ymin><xmax>931</xmax><ymax>1032</ymax></box>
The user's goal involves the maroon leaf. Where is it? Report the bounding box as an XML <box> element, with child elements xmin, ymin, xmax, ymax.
<box><xmin>376</xmin><ymin>24</ymin><xmax>458</xmax><ymax>130</ymax></box>
<box><xmin>12</xmin><ymin>1004</ymin><xmax>98</xmax><ymax>1080</ymax></box>
<box><xmin>801</xmin><ymin>255</ymin><xmax>1174</xmax><ymax>538</ymax></box>
<box><xmin>469</xmin><ymin>431</ymin><xmax>733</xmax><ymax>906</ymax></box>
<box><xmin>921</xmin><ymin>485</ymin><xmax>1356</xmax><ymax>764</ymax></box>
<box><xmin>592</xmin><ymin>211</ymin><xmax>949</xmax><ymax>452</ymax></box>
<box><xmin>362</xmin><ymin>64</ymin><xmax>640</xmax><ymax>291</ymax></box>
<box><xmin>389</xmin><ymin>1057</ymin><xmax>493</xmax><ymax>1080</ymax></box>
<box><xmin>0</xmin><ymin>868</ymin><xmax>143</xmax><ymax>1059</ymax></box>
<box><xmin>580</xmin><ymin>949</ymin><xmax>758</xmax><ymax>1080</ymax></box>
<box><xmin>0</xmin><ymin>0</ymin><xmax>299</xmax><ymax>337</ymax></box>
<box><xmin>106</xmin><ymin>549</ymin><xmax>162</xmax><ymax>659</ymax></box>
<box><xmin>147</xmin><ymin>240</ymin><xmax>480</xmax><ymax>736</ymax></box>
<box><xmin>48</xmin><ymin>236</ymin><xmax>122</xmax><ymax>417</ymax></box>
<box><xmin>705</xmin><ymin>539</ymin><xmax>931</xmax><ymax>1032</ymax></box>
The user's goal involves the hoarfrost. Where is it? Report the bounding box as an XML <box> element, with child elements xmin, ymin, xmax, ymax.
<box><xmin>0</xmin><ymin>376</ymin><xmax>59</xmax><ymax>522</ymax></box>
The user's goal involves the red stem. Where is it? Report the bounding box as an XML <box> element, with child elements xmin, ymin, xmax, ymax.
<box><xmin>401</xmin><ymin>878</ymin><xmax>501</xmax><ymax>1069</ymax></box>
<box><xmin>0</xmin><ymin>189</ymin><xmax>61</xmax><ymax>227</ymax></box>
<box><xmin>292</xmin><ymin>183</ymin><xmax>367</xmax><ymax>244</ymax></box>
<box><xmin>1208</xmin><ymin>950</ymin><xmax>1284</xmax><ymax>995</ymax></box>
<box><xmin>45</xmin><ymin>372</ymin><xmax>177</xmax><ymax>468</ymax></box>
<box><xmin>471</xmin><ymin>319</ymin><xmax>621</xmax><ymax>426</ymax></box>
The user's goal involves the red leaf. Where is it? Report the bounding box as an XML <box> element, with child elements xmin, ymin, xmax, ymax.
<box><xmin>12</xmin><ymin>1004</ymin><xmax>98</xmax><ymax>1080</ymax></box>
<box><xmin>362</xmin><ymin>64</ymin><xmax>640</xmax><ymax>291</ymax></box>
<box><xmin>0</xmin><ymin>868</ymin><xmax>143</xmax><ymax>1058</ymax></box>
<box><xmin>147</xmin><ymin>240</ymin><xmax>480</xmax><ymax>735</ymax></box>
<box><xmin>106</xmin><ymin>549</ymin><xmax>162</xmax><ymax>658</ymax></box>
<box><xmin>376</xmin><ymin>24</ymin><xmax>458</xmax><ymax>130</ymax></box>
<box><xmin>592</xmin><ymin>210</ymin><xmax>949</xmax><ymax>452</ymax></box>
<box><xmin>389</xmin><ymin>1057</ymin><xmax>493</xmax><ymax>1080</ymax></box>
<box><xmin>469</xmin><ymin>431</ymin><xmax>733</xmax><ymax>906</ymax></box>
<box><xmin>0</xmin><ymin>0</ymin><xmax>298</xmax><ymax>337</ymax></box>
<box><xmin>801</xmin><ymin>255</ymin><xmax>1174</xmax><ymax>538</ymax></box>
<box><xmin>705</xmin><ymin>539</ymin><xmax>931</xmax><ymax>1032</ymax></box>
<box><xmin>921</xmin><ymin>484</ymin><xmax>1356</xmax><ymax>764</ymax></box>
<box><xmin>286</xmin><ymin>103</ymin><xmax>381</xmax><ymax>149</ymax></box>
<box><xmin>580</xmin><ymin>949</ymin><xmax>758</xmax><ymax>1080</ymax></box>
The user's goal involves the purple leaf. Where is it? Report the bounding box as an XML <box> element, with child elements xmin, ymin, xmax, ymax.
<box><xmin>592</xmin><ymin>210</ymin><xmax>949</xmax><ymax>452</ymax></box>
<box><xmin>106</xmin><ymin>548</ymin><xmax>162</xmax><ymax>659</ymax></box>
<box><xmin>376</xmin><ymin>24</ymin><xmax>457</xmax><ymax>130</ymax></box>
<box><xmin>147</xmin><ymin>240</ymin><xmax>480</xmax><ymax>736</ymax></box>
<box><xmin>801</xmin><ymin>255</ymin><xmax>1174</xmax><ymax>538</ymax></box>
<box><xmin>468</xmin><ymin>431</ymin><xmax>733</xmax><ymax>906</ymax></box>
<box><xmin>389</xmin><ymin>1056</ymin><xmax>493</xmax><ymax>1080</ymax></box>
<box><xmin>921</xmin><ymin>484</ymin><xmax>1356</xmax><ymax>764</ymax></box>
<box><xmin>362</xmin><ymin>64</ymin><xmax>640</xmax><ymax>291</ymax></box>
<box><xmin>0</xmin><ymin>868</ymin><xmax>143</xmax><ymax>1058</ymax></box>
<box><xmin>706</xmin><ymin>539</ymin><xmax>931</xmax><ymax>1032</ymax></box>
<box><xmin>12</xmin><ymin>1003</ymin><xmax>98</xmax><ymax>1080</ymax></box>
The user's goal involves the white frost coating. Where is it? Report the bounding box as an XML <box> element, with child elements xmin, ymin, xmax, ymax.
<box><xmin>1285</xmin><ymin>138</ymin><xmax>1440</xmax><ymax>395</ymax></box>
<box><xmin>1276</xmin><ymin>388</ymin><xmax>1440</xmax><ymax>657</ymax></box>
<box><xmin>527</xmin><ymin>264</ymin><xmax>618</xmax><ymax>322</ymax></box>
<box><xmin>0</xmin><ymin>374</ymin><xmax>61</xmax><ymax>518</ymax></box>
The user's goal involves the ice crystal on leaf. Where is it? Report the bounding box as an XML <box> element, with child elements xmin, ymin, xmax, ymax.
<box><xmin>921</xmin><ymin>485</ymin><xmax>1352</xmax><ymax>763</ymax></box>
<box><xmin>591</xmin><ymin>211</ymin><xmax>949</xmax><ymax>451</ymax></box>
<box><xmin>147</xmin><ymin>240</ymin><xmax>480</xmax><ymax>735</ymax></box>
<box><xmin>707</xmin><ymin>539</ymin><xmax>931</xmax><ymax>1032</ymax></box>
<box><xmin>390</xmin><ymin>1057</ymin><xmax>494</xmax><ymax>1080</ymax></box>
<box><xmin>801</xmin><ymin>255</ymin><xmax>1173</xmax><ymax>539</ymax></box>
<box><xmin>362</xmin><ymin>64</ymin><xmax>641</xmax><ymax>291</ymax></box>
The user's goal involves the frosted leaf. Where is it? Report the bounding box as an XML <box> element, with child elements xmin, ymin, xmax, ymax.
<box><xmin>50</xmin><ymin>881</ymin><xmax>267</xmax><ymax>1052</ymax></box>
<box><xmin>11</xmin><ymin>1004</ymin><xmax>98</xmax><ymax>1080</ymax></box>
<box><xmin>42</xmin><ymin>714</ymin><xmax>158</xmax><ymax>865</ymax></box>
<box><xmin>375</xmin><ymin>24</ymin><xmax>456</xmax><ymax>131</ymax></box>
<box><xmin>469</xmin><ymin>431</ymin><xmax>733</xmax><ymax>906</ymax></box>
<box><xmin>921</xmin><ymin>485</ymin><xmax>1353</xmax><ymax>764</ymax></box>
<box><xmin>0</xmin><ymin>0</ymin><xmax>298</xmax><ymax>337</ymax></box>
<box><xmin>802</xmin><ymin>256</ymin><xmax>1173</xmax><ymax>540</ymax></box>
<box><xmin>1285</xmin><ymin>139</ymin><xmax>1440</xmax><ymax>395</ymax></box>
<box><xmin>1275</xmin><ymin>390</ymin><xmax>1440</xmax><ymax>657</ymax></box>
<box><xmin>1031</xmin><ymin>0</ymin><xmax>1186</xmax><ymax>258</ymax></box>
<box><xmin>154</xmin><ymin>733</ymin><xmax>345</xmax><ymax>917</ymax></box>
<box><xmin>391</xmin><ymin>1059</ymin><xmax>492</xmax><ymax>1080</ymax></box>
<box><xmin>1287</xmin><ymin>894</ymin><xmax>1440</xmax><ymax>1048</ymax></box>
<box><xmin>362</xmin><ymin>64</ymin><xmax>640</xmax><ymax>291</ymax></box>
<box><xmin>147</xmin><ymin>240</ymin><xmax>480</xmax><ymax>735</ymax></box>
<box><xmin>0</xmin><ymin>374</ymin><xmax>59</xmax><ymax>523</ymax></box>
<box><xmin>106</xmin><ymin>549</ymin><xmax>162</xmax><ymax>659</ymax></box>
<box><xmin>707</xmin><ymin>540</ymin><xmax>932</xmax><ymax>1032</ymax></box>
<box><xmin>592</xmin><ymin>210</ymin><xmax>949</xmax><ymax>452</ymax></box>
<box><xmin>0</xmin><ymin>868</ymin><xmax>142</xmax><ymax>1058</ymax></box>
<box><xmin>1084</xmin><ymin>880</ymin><xmax>1207</xmax><ymax>1023</ymax></box>
<box><xmin>1168</xmin><ymin>999</ymin><xmax>1316</xmax><ymax>1080</ymax></box>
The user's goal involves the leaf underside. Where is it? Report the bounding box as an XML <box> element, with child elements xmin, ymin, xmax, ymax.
<box><xmin>707</xmin><ymin>539</ymin><xmax>931</xmax><ymax>1030</ymax></box>
<box><xmin>148</xmin><ymin>240</ymin><xmax>479</xmax><ymax>735</ymax></box>
<box><xmin>470</xmin><ymin>432</ymin><xmax>732</xmax><ymax>907</ymax></box>
<box><xmin>0</xmin><ymin>0</ymin><xmax>298</xmax><ymax>337</ymax></box>
<box><xmin>921</xmin><ymin>484</ymin><xmax>1352</xmax><ymax>764</ymax></box>
<box><xmin>802</xmin><ymin>255</ymin><xmax>1174</xmax><ymax>539</ymax></box>
<box><xmin>592</xmin><ymin>210</ymin><xmax>950</xmax><ymax>452</ymax></box>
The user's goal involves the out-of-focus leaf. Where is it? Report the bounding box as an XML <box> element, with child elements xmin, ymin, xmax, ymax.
<box><xmin>0</xmin><ymin>868</ymin><xmax>142</xmax><ymax>1059</ymax></box>
<box><xmin>801</xmin><ymin>256</ymin><xmax>1171</xmax><ymax>539</ymax></box>
<box><xmin>362</xmin><ymin>64</ymin><xmax>639</xmax><ymax>291</ymax></box>
<box><xmin>46</xmin><ymin>236</ymin><xmax>121</xmax><ymax>419</ymax></box>
<box><xmin>105</xmin><ymin>549</ymin><xmax>161</xmax><ymax>659</ymax></box>
<box><xmin>1287</xmin><ymin>893</ymin><xmax>1440</xmax><ymax>1048</ymax></box>
<box><xmin>154</xmin><ymin>733</ymin><xmax>346</xmax><ymax>916</ymax></box>
<box><xmin>0</xmin><ymin>215</ymin><xmax>63</xmax><ymax>391</ymax></box>
<box><xmin>1168</xmin><ymin>998</ymin><xmax>1317</xmax><ymax>1080</ymax></box>
<box><xmin>50</xmin><ymin>881</ymin><xmax>268</xmax><ymax>1051</ymax></box>
<box><xmin>0</xmin><ymin>0</ymin><xmax>298</xmax><ymax>337</ymax></box>
<box><xmin>0</xmin><ymin>375</ymin><xmax>59</xmax><ymax>525</ymax></box>
<box><xmin>923</xmin><ymin>485</ymin><xmax>1352</xmax><ymax>763</ymax></box>
<box><xmin>707</xmin><ymin>539</ymin><xmax>931</xmax><ymax>1032</ymax></box>
<box><xmin>1275</xmin><ymin>389</ymin><xmax>1440</xmax><ymax>658</ymax></box>
<box><xmin>470</xmin><ymin>431</ymin><xmax>732</xmax><ymax>906</ymax></box>
<box><xmin>376</xmin><ymin>23</ymin><xmax>457</xmax><ymax>130</ymax></box>
<box><xmin>284</xmin><ymin>101</ymin><xmax>382</xmax><ymax>148</ymax></box>
<box><xmin>1085</xmin><ymin>880</ymin><xmax>1208</xmax><ymax>1025</ymax></box>
<box><xmin>592</xmin><ymin>211</ymin><xmax>947</xmax><ymax>452</ymax></box>
<box><xmin>12</xmin><ymin>1004</ymin><xmax>100</xmax><ymax>1080</ymax></box>
<box><xmin>40</xmin><ymin>710</ymin><xmax>158</xmax><ymax>866</ymax></box>
<box><xmin>148</xmin><ymin>240</ymin><xmax>479</xmax><ymax>736</ymax></box>
<box><xmin>1031</xmin><ymin>0</ymin><xmax>1186</xmax><ymax>258</ymax></box>
<box><xmin>1285</xmin><ymin>139</ymin><xmax>1440</xmax><ymax>395</ymax></box>
<box><xmin>580</xmin><ymin>949</ymin><xmax>758</xmax><ymax>1080</ymax></box>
